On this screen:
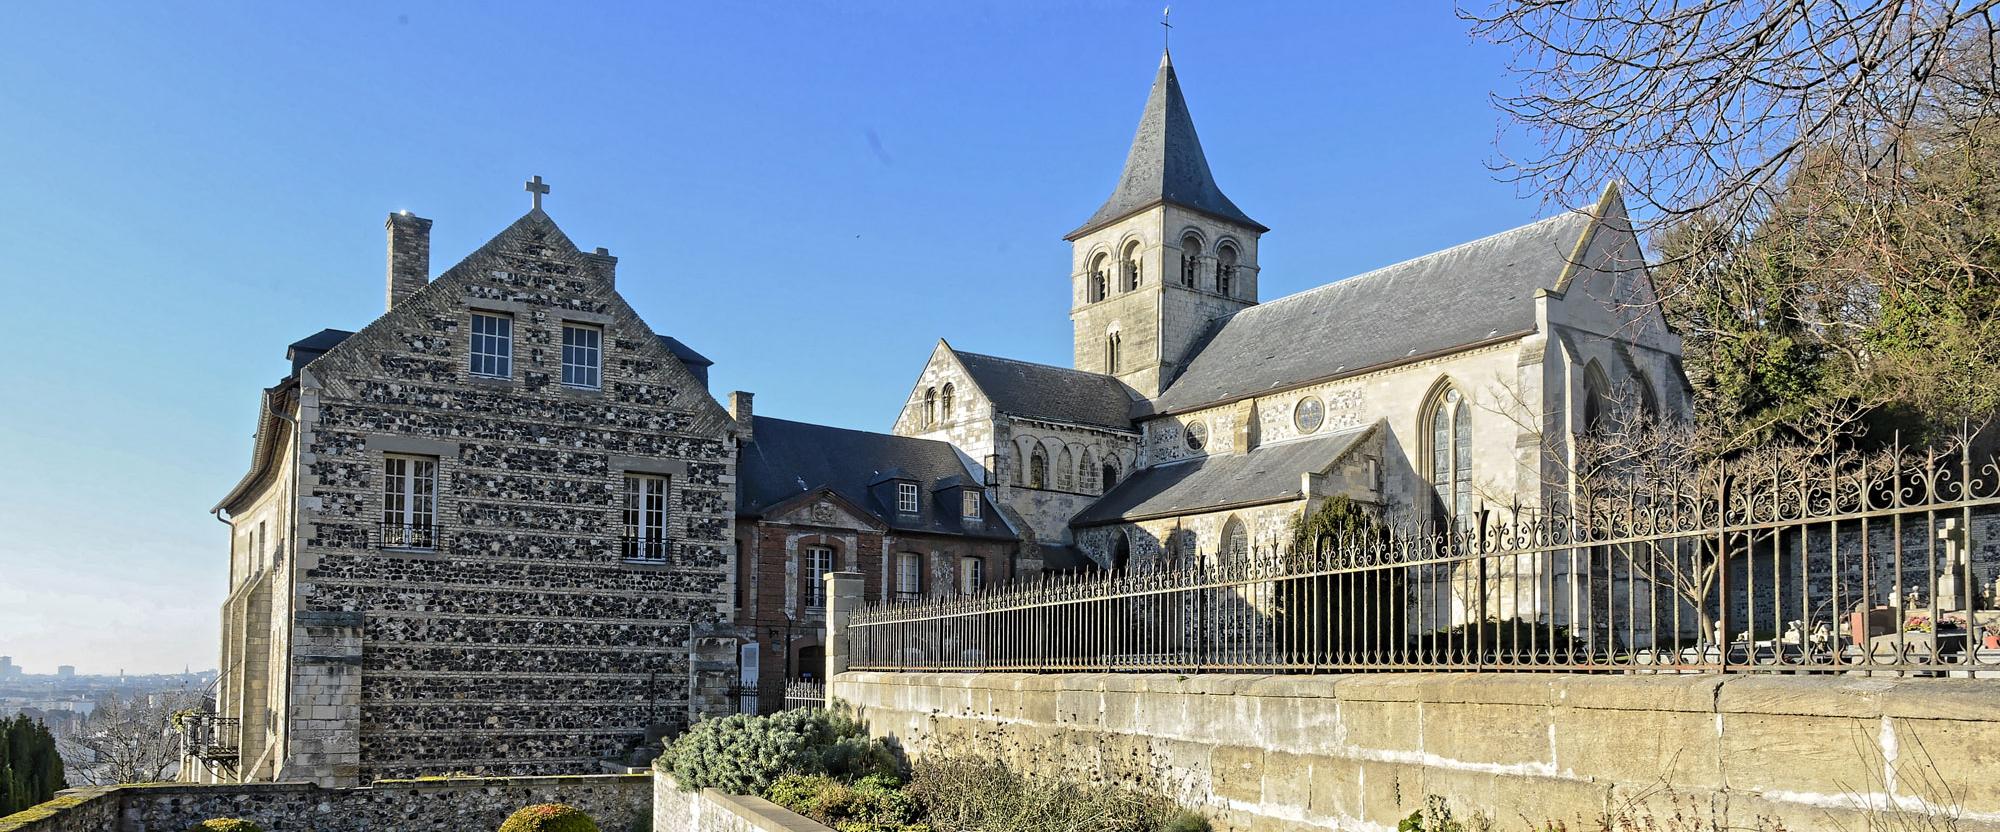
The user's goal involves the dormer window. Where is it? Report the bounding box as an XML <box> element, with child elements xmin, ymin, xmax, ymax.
<box><xmin>897</xmin><ymin>482</ymin><xmax>919</xmax><ymax>514</ymax></box>
<box><xmin>961</xmin><ymin>490</ymin><xmax>981</xmax><ymax>519</ymax></box>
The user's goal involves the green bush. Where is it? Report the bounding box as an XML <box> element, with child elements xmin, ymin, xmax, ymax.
<box><xmin>765</xmin><ymin>773</ymin><xmax>925</xmax><ymax>832</ymax></box>
<box><xmin>496</xmin><ymin>803</ymin><xmax>598</xmax><ymax>832</ymax></box>
<box><xmin>658</xmin><ymin>708</ymin><xmax>896</xmax><ymax>794</ymax></box>
<box><xmin>188</xmin><ymin>821</ymin><xmax>264</xmax><ymax>832</ymax></box>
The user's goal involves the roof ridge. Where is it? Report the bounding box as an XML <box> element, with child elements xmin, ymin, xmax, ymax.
<box><xmin>1208</xmin><ymin>211</ymin><xmax>1590</xmax><ymax>328</ymax></box>
<box><xmin>953</xmin><ymin>349</ymin><xmax>1120</xmax><ymax>380</ymax></box>
<box><xmin>754</xmin><ymin>414</ymin><xmax>953</xmax><ymax>446</ymax></box>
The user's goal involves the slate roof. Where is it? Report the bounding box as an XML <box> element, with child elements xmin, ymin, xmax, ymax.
<box><xmin>1149</xmin><ymin>211</ymin><xmax>1597</xmax><ymax>414</ymax></box>
<box><xmin>1070</xmin><ymin>425</ymin><xmax>1376</xmax><ymax>526</ymax></box>
<box><xmin>1068</xmin><ymin>50</ymin><xmax>1264</xmax><ymax>240</ymax></box>
<box><xmin>953</xmin><ymin>349</ymin><xmax>1137</xmax><ymax>431</ymax></box>
<box><xmin>738</xmin><ymin>415</ymin><xmax>1016</xmax><ymax>540</ymax></box>
<box><xmin>288</xmin><ymin>328</ymin><xmax>355</xmax><ymax>374</ymax></box>
<box><xmin>658</xmin><ymin>335</ymin><xmax>712</xmax><ymax>388</ymax></box>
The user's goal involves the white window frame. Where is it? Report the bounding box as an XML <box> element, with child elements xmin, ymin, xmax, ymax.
<box><xmin>469</xmin><ymin>312</ymin><xmax>513</xmax><ymax>378</ymax></box>
<box><xmin>561</xmin><ymin>323</ymin><xmax>602</xmax><ymax>389</ymax></box>
<box><xmin>382</xmin><ymin>454</ymin><xmax>439</xmax><ymax>549</ymax></box>
<box><xmin>961</xmin><ymin>490</ymin><xmax>981</xmax><ymax>519</ymax></box>
<box><xmin>959</xmin><ymin>556</ymin><xmax>984</xmax><ymax>595</ymax></box>
<box><xmin>623</xmin><ymin>474</ymin><xmax>670</xmax><ymax>562</ymax></box>
<box><xmin>805</xmin><ymin>546</ymin><xmax>835</xmax><ymax>608</ymax></box>
<box><xmin>897</xmin><ymin>482</ymin><xmax>920</xmax><ymax>514</ymax></box>
<box><xmin>897</xmin><ymin>552</ymin><xmax>922</xmax><ymax>600</ymax></box>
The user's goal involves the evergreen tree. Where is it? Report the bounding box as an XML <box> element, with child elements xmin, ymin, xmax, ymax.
<box><xmin>0</xmin><ymin>714</ymin><xmax>68</xmax><ymax>815</ymax></box>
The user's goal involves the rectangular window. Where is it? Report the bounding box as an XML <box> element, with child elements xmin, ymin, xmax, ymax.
<box><xmin>961</xmin><ymin>490</ymin><xmax>981</xmax><ymax>519</ymax></box>
<box><xmin>959</xmin><ymin>557</ymin><xmax>984</xmax><ymax>595</ymax></box>
<box><xmin>561</xmin><ymin>324</ymin><xmax>602</xmax><ymax>389</ymax></box>
<box><xmin>469</xmin><ymin>312</ymin><xmax>513</xmax><ymax>378</ymax></box>
<box><xmin>896</xmin><ymin>553</ymin><xmax>922</xmax><ymax>599</ymax></box>
<box><xmin>623</xmin><ymin>474</ymin><xmax>669</xmax><ymax>562</ymax></box>
<box><xmin>897</xmin><ymin>482</ymin><xmax>919</xmax><ymax>514</ymax></box>
<box><xmin>805</xmin><ymin>546</ymin><xmax>834</xmax><ymax>607</ymax></box>
<box><xmin>382</xmin><ymin>455</ymin><xmax>438</xmax><ymax>549</ymax></box>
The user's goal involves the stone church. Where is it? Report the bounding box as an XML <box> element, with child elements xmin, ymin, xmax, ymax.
<box><xmin>893</xmin><ymin>49</ymin><xmax>1688</xmax><ymax>573</ymax></box>
<box><xmin>202</xmin><ymin>197</ymin><xmax>738</xmax><ymax>785</ymax></box>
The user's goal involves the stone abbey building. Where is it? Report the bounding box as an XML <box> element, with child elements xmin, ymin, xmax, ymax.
<box><xmin>200</xmin><ymin>47</ymin><xmax>1686</xmax><ymax>782</ymax></box>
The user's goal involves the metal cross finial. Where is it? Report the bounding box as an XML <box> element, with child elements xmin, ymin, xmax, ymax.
<box><xmin>525</xmin><ymin>175</ymin><xmax>550</xmax><ymax>211</ymax></box>
<box><xmin>1162</xmin><ymin>6</ymin><xmax>1172</xmax><ymax>50</ymax></box>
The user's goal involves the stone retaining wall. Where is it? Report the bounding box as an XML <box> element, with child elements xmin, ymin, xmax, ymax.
<box><xmin>653</xmin><ymin>773</ymin><xmax>830</xmax><ymax>832</ymax></box>
<box><xmin>834</xmin><ymin>670</ymin><xmax>2000</xmax><ymax>832</ymax></box>
<box><xmin>0</xmin><ymin>773</ymin><xmax>649</xmax><ymax>832</ymax></box>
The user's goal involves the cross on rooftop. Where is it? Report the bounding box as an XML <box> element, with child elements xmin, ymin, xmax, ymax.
<box><xmin>1162</xmin><ymin>6</ymin><xmax>1172</xmax><ymax>50</ymax></box>
<box><xmin>525</xmin><ymin>175</ymin><xmax>550</xmax><ymax>211</ymax></box>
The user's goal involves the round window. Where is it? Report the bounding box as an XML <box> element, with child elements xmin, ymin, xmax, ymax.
<box><xmin>1294</xmin><ymin>396</ymin><xmax>1325</xmax><ymax>433</ymax></box>
<box><xmin>1184</xmin><ymin>421</ymin><xmax>1208</xmax><ymax>451</ymax></box>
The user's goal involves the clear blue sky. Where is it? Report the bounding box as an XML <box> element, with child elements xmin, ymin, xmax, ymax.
<box><xmin>0</xmin><ymin>2</ymin><xmax>1553</xmax><ymax>675</ymax></box>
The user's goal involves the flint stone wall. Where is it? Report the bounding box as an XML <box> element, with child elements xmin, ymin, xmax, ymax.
<box><xmin>652</xmin><ymin>773</ymin><xmax>830</xmax><ymax>832</ymax></box>
<box><xmin>0</xmin><ymin>774</ymin><xmax>648</xmax><ymax>832</ymax></box>
<box><xmin>835</xmin><ymin>670</ymin><xmax>2000</xmax><ymax>832</ymax></box>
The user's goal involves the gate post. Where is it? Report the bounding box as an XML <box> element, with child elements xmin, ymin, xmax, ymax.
<box><xmin>825</xmin><ymin>571</ymin><xmax>865</xmax><ymax>682</ymax></box>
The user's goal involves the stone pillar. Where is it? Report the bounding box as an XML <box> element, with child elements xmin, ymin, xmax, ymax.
<box><xmin>688</xmin><ymin>622</ymin><xmax>738</xmax><ymax>722</ymax></box>
<box><xmin>824</xmin><ymin>572</ymin><xmax>864</xmax><ymax>681</ymax></box>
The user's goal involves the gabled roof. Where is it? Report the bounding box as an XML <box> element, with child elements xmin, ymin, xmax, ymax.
<box><xmin>1067</xmin><ymin>50</ymin><xmax>1264</xmax><ymax>240</ymax></box>
<box><xmin>1071</xmin><ymin>424</ymin><xmax>1376</xmax><ymax>526</ymax></box>
<box><xmin>1149</xmin><ymin>209</ymin><xmax>1600</xmax><ymax>414</ymax></box>
<box><xmin>952</xmin><ymin>349</ymin><xmax>1137</xmax><ymax>431</ymax></box>
<box><xmin>738</xmin><ymin>416</ymin><xmax>1016</xmax><ymax>540</ymax></box>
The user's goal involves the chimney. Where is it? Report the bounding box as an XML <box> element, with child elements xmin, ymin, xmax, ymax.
<box><xmin>385</xmin><ymin>211</ymin><xmax>433</xmax><ymax>311</ymax></box>
<box><xmin>584</xmin><ymin>246</ymin><xmax>618</xmax><ymax>289</ymax></box>
<box><xmin>729</xmin><ymin>391</ymin><xmax>755</xmax><ymax>441</ymax></box>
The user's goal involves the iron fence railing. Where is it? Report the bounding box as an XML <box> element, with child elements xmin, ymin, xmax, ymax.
<box><xmin>784</xmin><ymin>681</ymin><xmax>827</xmax><ymax>710</ymax></box>
<box><xmin>849</xmin><ymin>441</ymin><xmax>2000</xmax><ymax>675</ymax></box>
<box><xmin>175</xmin><ymin>713</ymin><xmax>240</xmax><ymax>771</ymax></box>
<box><xmin>378</xmin><ymin>522</ymin><xmax>442</xmax><ymax>550</ymax></box>
<box><xmin>622</xmin><ymin>536</ymin><xmax>670</xmax><ymax>563</ymax></box>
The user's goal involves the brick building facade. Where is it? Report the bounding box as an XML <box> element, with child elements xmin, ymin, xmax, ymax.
<box><xmin>201</xmin><ymin>196</ymin><xmax>736</xmax><ymax>785</ymax></box>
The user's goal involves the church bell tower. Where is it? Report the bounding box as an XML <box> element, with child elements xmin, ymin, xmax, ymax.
<box><xmin>1067</xmin><ymin>49</ymin><xmax>1266</xmax><ymax>398</ymax></box>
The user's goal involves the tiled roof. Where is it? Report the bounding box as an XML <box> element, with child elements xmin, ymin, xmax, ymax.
<box><xmin>1071</xmin><ymin>425</ymin><xmax>1376</xmax><ymax>526</ymax></box>
<box><xmin>1151</xmin><ymin>211</ymin><xmax>1595</xmax><ymax>414</ymax></box>
<box><xmin>1069</xmin><ymin>50</ymin><xmax>1263</xmax><ymax>239</ymax></box>
<box><xmin>737</xmin><ymin>416</ymin><xmax>1015</xmax><ymax>540</ymax></box>
<box><xmin>953</xmin><ymin>349</ymin><xmax>1137</xmax><ymax>431</ymax></box>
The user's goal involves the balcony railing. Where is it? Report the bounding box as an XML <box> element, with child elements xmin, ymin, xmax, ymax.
<box><xmin>622</xmin><ymin>536</ymin><xmax>670</xmax><ymax>564</ymax></box>
<box><xmin>379</xmin><ymin>522</ymin><xmax>442</xmax><ymax>550</ymax></box>
<box><xmin>174</xmin><ymin>713</ymin><xmax>240</xmax><ymax>771</ymax></box>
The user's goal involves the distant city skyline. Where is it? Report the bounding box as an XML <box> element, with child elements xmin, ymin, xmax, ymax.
<box><xmin>1</xmin><ymin>3</ymin><xmax>1555</xmax><ymax>673</ymax></box>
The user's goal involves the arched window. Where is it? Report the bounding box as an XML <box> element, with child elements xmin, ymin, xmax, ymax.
<box><xmin>1112</xmin><ymin>532</ymin><xmax>1132</xmax><ymax>572</ymax></box>
<box><xmin>1121</xmin><ymin>241</ymin><xmax>1142</xmax><ymax>291</ymax></box>
<box><xmin>1028</xmin><ymin>446</ymin><xmax>1048</xmax><ymax>490</ymax></box>
<box><xmin>1077</xmin><ymin>449</ymin><xmax>1096</xmax><ymax>494</ymax></box>
<box><xmin>1088</xmin><ymin>253</ymin><xmax>1109</xmax><ymax>303</ymax></box>
<box><xmin>1428</xmin><ymin>386</ymin><xmax>1473</xmax><ymax>524</ymax></box>
<box><xmin>1010</xmin><ymin>442</ymin><xmax>1026</xmax><ymax>486</ymax></box>
<box><xmin>940</xmin><ymin>383</ymin><xmax>955</xmax><ymax>422</ymax></box>
<box><xmin>1101</xmin><ymin>457</ymin><xmax>1120</xmax><ymax>491</ymax></box>
<box><xmin>1106</xmin><ymin>330</ymin><xmax>1122</xmax><ymax>374</ymax></box>
<box><xmin>1180</xmin><ymin>233</ymin><xmax>1202</xmax><ymax>287</ymax></box>
<box><xmin>1635</xmin><ymin>369</ymin><xmax>1660</xmax><ymax>419</ymax></box>
<box><xmin>1216</xmin><ymin>244</ymin><xmax>1238</xmax><ymax>297</ymax></box>
<box><xmin>1582</xmin><ymin>362</ymin><xmax>1612</xmax><ymax>434</ymax></box>
<box><xmin>1056</xmin><ymin>447</ymin><xmax>1074</xmax><ymax>491</ymax></box>
<box><xmin>922</xmin><ymin>388</ymin><xmax>937</xmax><ymax>428</ymax></box>
<box><xmin>1221</xmin><ymin>516</ymin><xmax>1249</xmax><ymax>562</ymax></box>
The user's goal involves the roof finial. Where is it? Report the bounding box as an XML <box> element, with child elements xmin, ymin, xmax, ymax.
<box><xmin>1161</xmin><ymin>6</ymin><xmax>1172</xmax><ymax>53</ymax></box>
<box><xmin>524</xmin><ymin>175</ymin><xmax>550</xmax><ymax>212</ymax></box>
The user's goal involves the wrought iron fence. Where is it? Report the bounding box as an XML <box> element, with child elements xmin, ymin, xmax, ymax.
<box><xmin>784</xmin><ymin>681</ymin><xmax>827</xmax><ymax>710</ymax></box>
<box><xmin>848</xmin><ymin>441</ymin><xmax>2000</xmax><ymax>675</ymax></box>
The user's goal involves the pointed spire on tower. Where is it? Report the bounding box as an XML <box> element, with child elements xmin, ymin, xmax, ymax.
<box><xmin>1066</xmin><ymin>49</ymin><xmax>1265</xmax><ymax>240</ymax></box>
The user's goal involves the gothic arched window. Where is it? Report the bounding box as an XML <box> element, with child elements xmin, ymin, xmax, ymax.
<box><xmin>1180</xmin><ymin>233</ymin><xmax>1202</xmax><ymax>287</ymax></box>
<box><xmin>1077</xmin><ymin>449</ymin><xmax>1096</xmax><ymax>494</ymax></box>
<box><xmin>1101</xmin><ymin>457</ymin><xmax>1120</xmax><ymax>491</ymax></box>
<box><xmin>1582</xmin><ymin>362</ymin><xmax>1612</xmax><ymax>434</ymax></box>
<box><xmin>1106</xmin><ymin>330</ymin><xmax>1122</xmax><ymax>374</ymax></box>
<box><xmin>1088</xmin><ymin>253</ymin><xmax>1109</xmax><ymax>303</ymax></box>
<box><xmin>1028</xmin><ymin>446</ymin><xmax>1048</xmax><ymax>490</ymax></box>
<box><xmin>1428</xmin><ymin>385</ymin><xmax>1473</xmax><ymax>524</ymax></box>
<box><xmin>940</xmin><ymin>383</ymin><xmax>955</xmax><ymax>422</ymax></box>
<box><xmin>1056</xmin><ymin>447</ymin><xmax>1074</xmax><ymax>491</ymax></box>
<box><xmin>1221</xmin><ymin>516</ymin><xmax>1249</xmax><ymax>562</ymax></box>
<box><xmin>1121</xmin><ymin>241</ymin><xmax>1142</xmax><ymax>291</ymax></box>
<box><xmin>1216</xmin><ymin>244</ymin><xmax>1238</xmax><ymax>297</ymax></box>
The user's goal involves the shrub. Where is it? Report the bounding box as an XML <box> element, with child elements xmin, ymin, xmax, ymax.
<box><xmin>188</xmin><ymin>821</ymin><xmax>264</xmax><ymax>832</ymax></box>
<box><xmin>908</xmin><ymin>756</ymin><xmax>1197</xmax><ymax>832</ymax></box>
<box><xmin>497</xmin><ymin>803</ymin><xmax>598</xmax><ymax>832</ymax></box>
<box><xmin>658</xmin><ymin>708</ymin><xmax>896</xmax><ymax>794</ymax></box>
<box><xmin>765</xmin><ymin>773</ymin><xmax>927</xmax><ymax>832</ymax></box>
